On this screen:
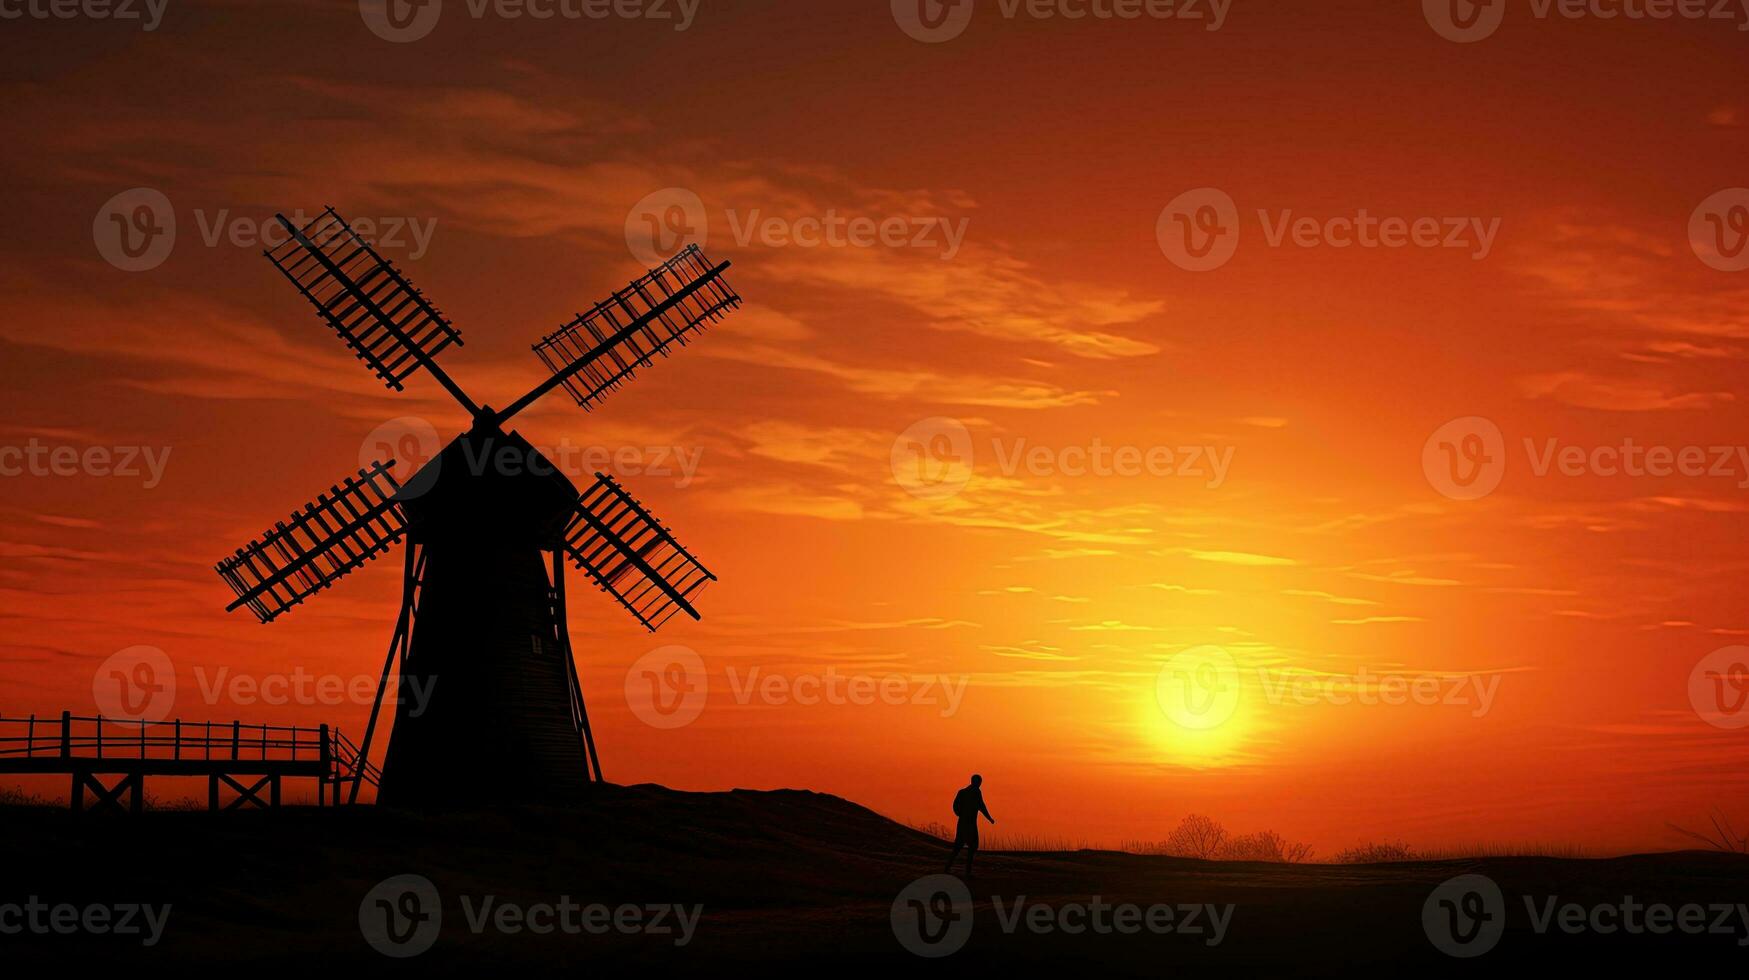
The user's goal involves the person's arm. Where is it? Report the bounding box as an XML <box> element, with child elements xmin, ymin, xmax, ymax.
<box><xmin>980</xmin><ymin>797</ymin><xmax>995</xmax><ymax>824</ymax></box>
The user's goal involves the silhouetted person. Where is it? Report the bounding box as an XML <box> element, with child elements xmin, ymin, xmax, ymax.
<box><xmin>945</xmin><ymin>773</ymin><xmax>995</xmax><ymax>876</ymax></box>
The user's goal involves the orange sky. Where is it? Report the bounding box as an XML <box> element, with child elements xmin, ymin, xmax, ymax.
<box><xmin>2</xmin><ymin>0</ymin><xmax>1748</xmax><ymax>855</ymax></box>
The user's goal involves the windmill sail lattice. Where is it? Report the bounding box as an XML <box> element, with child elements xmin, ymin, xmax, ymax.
<box><xmin>216</xmin><ymin>460</ymin><xmax>408</xmax><ymax>623</ymax></box>
<box><xmin>264</xmin><ymin>208</ymin><xmax>465</xmax><ymax>395</ymax></box>
<box><xmin>532</xmin><ymin>245</ymin><xmax>741</xmax><ymax>411</ymax></box>
<box><xmin>563</xmin><ymin>473</ymin><xmax>717</xmax><ymax>632</ymax></box>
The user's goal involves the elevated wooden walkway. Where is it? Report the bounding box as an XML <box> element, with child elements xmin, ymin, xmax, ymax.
<box><xmin>0</xmin><ymin>712</ymin><xmax>379</xmax><ymax>813</ymax></box>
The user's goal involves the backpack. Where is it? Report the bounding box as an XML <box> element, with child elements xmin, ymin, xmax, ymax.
<box><xmin>952</xmin><ymin>787</ymin><xmax>974</xmax><ymax>818</ymax></box>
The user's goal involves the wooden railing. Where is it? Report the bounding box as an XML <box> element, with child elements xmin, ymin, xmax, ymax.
<box><xmin>0</xmin><ymin>712</ymin><xmax>379</xmax><ymax>787</ymax></box>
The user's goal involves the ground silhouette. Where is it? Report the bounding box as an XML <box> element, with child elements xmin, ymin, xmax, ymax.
<box><xmin>1</xmin><ymin>784</ymin><xmax>1745</xmax><ymax>972</ymax></box>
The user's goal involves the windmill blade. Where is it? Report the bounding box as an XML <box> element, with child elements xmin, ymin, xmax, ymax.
<box><xmin>264</xmin><ymin>207</ymin><xmax>478</xmax><ymax>414</ymax></box>
<box><xmin>504</xmin><ymin>245</ymin><xmax>740</xmax><ymax>422</ymax></box>
<box><xmin>215</xmin><ymin>460</ymin><xmax>409</xmax><ymax>624</ymax></box>
<box><xmin>561</xmin><ymin>473</ymin><xmax>717</xmax><ymax>632</ymax></box>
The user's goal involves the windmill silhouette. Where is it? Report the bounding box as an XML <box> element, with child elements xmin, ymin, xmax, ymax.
<box><xmin>213</xmin><ymin>208</ymin><xmax>740</xmax><ymax>807</ymax></box>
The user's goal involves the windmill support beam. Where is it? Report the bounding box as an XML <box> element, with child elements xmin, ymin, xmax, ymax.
<box><xmin>351</xmin><ymin>543</ymin><xmax>423</xmax><ymax>805</ymax></box>
<box><xmin>552</xmin><ymin>550</ymin><xmax>603</xmax><ymax>783</ymax></box>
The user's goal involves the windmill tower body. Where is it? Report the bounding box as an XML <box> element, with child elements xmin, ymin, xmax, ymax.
<box><xmin>378</xmin><ymin>427</ymin><xmax>593</xmax><ymax>806</ymax></box>
<box><xmin>213</xmin><ymin>209</ymin><xmax>740</xmax><ymax>807</ymax></box>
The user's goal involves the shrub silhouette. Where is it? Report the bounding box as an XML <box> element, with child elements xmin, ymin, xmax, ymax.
<box><xmin>1334</xmin><ymin>841</ymin><xmax>1415</xmax><ymax>864</ymax></box>
<box><xmin>1163</xmin><ymin>813</ymin><xmax>1228</xmax><ymax>858</ymax></box>
<box><xmin>1217</xmin><ymin>830</ymin><xmax>1314</xmax><ymax>863</ymax></box>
